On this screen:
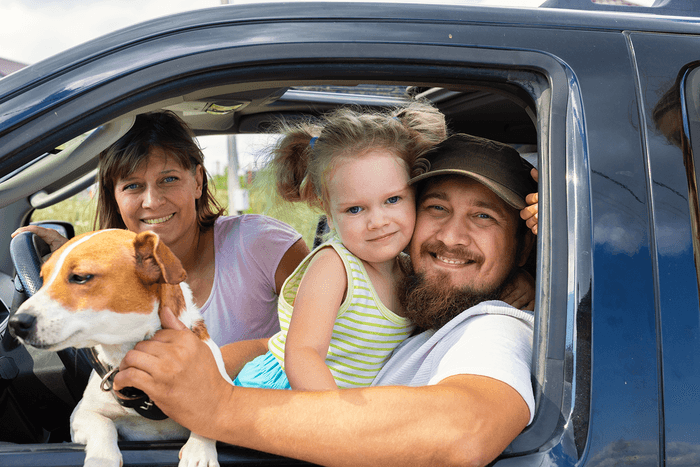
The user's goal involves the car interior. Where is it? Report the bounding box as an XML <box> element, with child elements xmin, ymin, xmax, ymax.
<box><xmin>0</xmin><ymin>75</ymin><xmax>555</xmax><ymax>458</ymax></box>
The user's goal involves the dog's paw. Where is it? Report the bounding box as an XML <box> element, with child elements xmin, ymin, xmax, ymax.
<box><xmin>84</xmin><ymin>454</ymin><xmax>123</xmax><ymax>467</ymax></box>
<box><xmin>179</xmin><ymin>433</ymin><xmax>219</xmax><ymax>467</ymax></box>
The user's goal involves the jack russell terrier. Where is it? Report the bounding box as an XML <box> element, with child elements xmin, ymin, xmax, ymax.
<box><xmin>9</xmin><ymin>229</ymin><xmax>232</xmax><ymax>467</ymax></box>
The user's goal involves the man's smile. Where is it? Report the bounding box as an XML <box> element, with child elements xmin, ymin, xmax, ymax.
<box><xmin>435</xmin><ymin>254</ymin><xmax>472</xmax><ymax>266</ymax></box>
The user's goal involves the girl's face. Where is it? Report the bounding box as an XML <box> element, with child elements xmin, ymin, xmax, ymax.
<box><xmin>326</xmin><ymin>149</ymin><xmax>416</xmax><ymax>267</ymax></box>
<box><xmin>113</xmin><ymin>147</ymin><xmax>203</xmax><ymax>248</ymax></box>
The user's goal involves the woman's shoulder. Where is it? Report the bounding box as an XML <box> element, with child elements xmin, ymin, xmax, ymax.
<box><xmin>215</xmin><ymin>214</ymin><xmax>298</xmax><ymax>236</ymax></box>
<box><xmin>214</xmin><ymin>215</ymin><xmax>302</xmax><ymax>252</ymax></box>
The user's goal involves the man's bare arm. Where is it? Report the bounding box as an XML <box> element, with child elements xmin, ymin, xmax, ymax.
<box><xmin>221</xmin><ymin>375</ymin><xmax>529</xmax><ymax>467</ymax></box>
<box><xmin>115</xmin><ymin>320</ymin><xmax>529</xmax><ymax>467</ymax></box>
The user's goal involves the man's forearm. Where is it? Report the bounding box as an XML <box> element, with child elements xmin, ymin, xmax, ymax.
<box><xmin>116</xmin><ymin>326</ymin><xmax>529</xmax><ymax>467</ymax></box>
<box><xmin>204</xmin><ymin>375</ymin><xmax>529</xmax><ymax>467</ymax></box>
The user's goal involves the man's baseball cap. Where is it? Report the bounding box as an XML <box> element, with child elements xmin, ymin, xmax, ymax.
<box><xmin>409</xmin><ymin>133</ymin><xmax>537</xmax><ymax>210</ymax></box>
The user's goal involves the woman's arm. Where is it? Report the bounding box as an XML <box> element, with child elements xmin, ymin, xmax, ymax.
<box><xmin>220</xmin><ymin>338</ymin><xmax>269</xmax><ymax>378</ymax></box>
<box><xmin>283</xmin><ymin>248</ymin><xmax>347</xmax><ymax>391</ymax></box>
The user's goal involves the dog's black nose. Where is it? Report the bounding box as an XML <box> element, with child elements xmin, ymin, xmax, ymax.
<box><xmin>8</xmin><ymin>313</ymin><xmax>36</xmax><ymax>339</ymax></box>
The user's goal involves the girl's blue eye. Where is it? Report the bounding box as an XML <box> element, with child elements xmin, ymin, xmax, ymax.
<box><xmin>124</xmin><ymin>183</ymin><xmax>138</xmax><ymax>191</ymax></box>
<box><xmin>348</xmin><ymin>206</ymin><xmax>362</xmax><ymax>214</ymax></box>
<box><xmin>386</xmin><ymin>196</ymin><xmax>400</xmax><ymax>204</ymax></box>
<box><xmin>163</xmin><ymin>176</ymin><xmax>178</xmax><ymax>183</ymax></box>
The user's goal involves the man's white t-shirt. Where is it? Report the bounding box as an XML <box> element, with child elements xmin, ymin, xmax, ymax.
<box><xmin>372</xmin><ymin>300</ymin><xmax>535</xmax><ymax>424</ymax></box>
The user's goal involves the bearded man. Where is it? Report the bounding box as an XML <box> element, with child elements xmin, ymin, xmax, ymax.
<box><xmin>115</xmin><ymin>133</ymin><xmax>539</xmax><ymax>467</ymax></box>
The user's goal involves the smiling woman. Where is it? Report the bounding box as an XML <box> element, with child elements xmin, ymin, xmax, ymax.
<box><xmin>97</xmin><ymin>114</ymin><xmax>216</xmax><ymax>274</ymax></box>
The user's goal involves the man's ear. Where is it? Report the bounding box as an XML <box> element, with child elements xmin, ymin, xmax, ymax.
<box><xmin>517</xmin><ymin>230</ymin><xmax>536</xmax><ymax>268</ymax></box>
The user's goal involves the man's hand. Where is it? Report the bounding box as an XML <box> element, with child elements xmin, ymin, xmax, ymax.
<box><xmin>520</xmin><ymin>168</ymin><xmax>539</xmax><ymax>235</ymax></box>
<box><xmin>113</xmin><ymin>307</ymin><xmax>234</xmax><ymax>437</ymax></box>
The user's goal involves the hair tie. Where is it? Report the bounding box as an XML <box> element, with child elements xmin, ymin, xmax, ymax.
<box><xmin>309</xmin><ymin>136</ymin><xmax>318</xmax><ymax>149</ymax></box>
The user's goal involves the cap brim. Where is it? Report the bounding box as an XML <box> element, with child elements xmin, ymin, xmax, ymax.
<box><xmin>409</xmin><ymin>169</ymin><xmax>527</xmax><ymax>210</ymax></box>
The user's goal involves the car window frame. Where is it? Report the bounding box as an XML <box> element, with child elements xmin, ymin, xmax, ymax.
<box><xmin>0</xmin><ymin>41</ymin><xmax>584</xmax><ymax>462</ymax></box>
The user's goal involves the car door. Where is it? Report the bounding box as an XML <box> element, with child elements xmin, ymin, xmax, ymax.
<box><xmin>630</xmin><ymin>32</ymin><xmax>700</xmax><ymax>466</ymax></box>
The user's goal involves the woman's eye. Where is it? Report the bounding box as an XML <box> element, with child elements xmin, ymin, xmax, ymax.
<box><xmin>123</xmin><ymin>183</ymin><xmax>139</xmax><ymax>191</ymax></box>
<box><xmin>163</xmin><ymin>176</ymin><xmax>178</xmax><ymax>183</ymax></box>
<box><xmin>347</xmin><ymin>206</ymin><xmax>362</xmax><ymax>214</ymax></box>
<box><xmin>386</xmin><ymin>196</ymin><xmax>400</xmax><ymax>204</ymax></box>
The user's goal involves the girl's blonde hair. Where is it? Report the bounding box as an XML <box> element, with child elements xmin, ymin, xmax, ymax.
<box><xmin>271</xmin><ymin>100</ymin><xmax>447</xmax><ymax>210</ymax></box>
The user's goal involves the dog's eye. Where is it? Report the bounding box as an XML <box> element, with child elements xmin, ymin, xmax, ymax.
<box><xmin>69</xmin><ymin>274</ymin><xmax>94</xmax><ymax>284</ymax></box>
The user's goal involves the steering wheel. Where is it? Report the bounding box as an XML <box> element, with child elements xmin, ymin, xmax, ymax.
<box><xmin>10</xmin><ymin>231</ymin><xmax>50</xmax><ymax>296</ymax></box>
<box><xmin>9</xmin><ymin>231</ymin><xmax>93</xmax><ymax>394</ymax></box>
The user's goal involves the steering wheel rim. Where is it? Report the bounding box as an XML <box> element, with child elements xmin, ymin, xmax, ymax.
<box><xmin>10</xmin><ymin>232</ymin><xmax>49</xmax><ymax>296</ymax></box>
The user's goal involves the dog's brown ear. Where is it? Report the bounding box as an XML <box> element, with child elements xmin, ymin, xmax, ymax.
<box><xmin>133</xmin><ymin>231</ymin><xmax>187</xmax><ymax>285</ymax></box>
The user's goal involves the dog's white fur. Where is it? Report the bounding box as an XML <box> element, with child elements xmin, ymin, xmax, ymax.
<box><xmin>13</xmin><ymin>230</ymin><xmax>232</xmax><ymax>467</ymax></box>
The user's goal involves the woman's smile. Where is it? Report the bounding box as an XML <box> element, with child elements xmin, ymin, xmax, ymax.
<box><xmin>141</xmin><ymin>213</ymin><xmax>175</xmax><ymax>225</ymax></box>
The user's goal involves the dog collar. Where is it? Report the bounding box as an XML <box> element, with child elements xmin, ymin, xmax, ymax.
<box><xmin>86</xmin><ymin>348</ymin><xmax>168</xmax><ymax>421</ymax></box>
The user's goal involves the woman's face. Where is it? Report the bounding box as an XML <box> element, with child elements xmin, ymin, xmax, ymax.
<box><xmin>113</xmin><ymin>147</ymin><xmax>203</xmax><ymax>248</ymax></box>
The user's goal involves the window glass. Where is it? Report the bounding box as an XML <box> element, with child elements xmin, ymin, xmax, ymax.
<box><xmin>681</xmin><ymin>67</ymin><xmax>700</xmax><ymax>292</ymax></box>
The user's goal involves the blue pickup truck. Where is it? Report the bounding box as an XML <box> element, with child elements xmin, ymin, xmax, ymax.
<box><xmin>0</xmin><ymin>1</ymin><xmax>698</xmax><ymax>465</ymax></box>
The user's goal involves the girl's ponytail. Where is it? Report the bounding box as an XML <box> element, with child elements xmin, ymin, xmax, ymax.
<box><xmin>271</xmin><ymin>125</ymin><xmax>322</xmax><ymax>207</ymax></box>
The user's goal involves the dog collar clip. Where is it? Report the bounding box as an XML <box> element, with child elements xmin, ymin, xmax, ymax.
<box><xmin>89</xmin><ymin>349</ymin><xmax>168</xmax><ymax>421</ymax></box>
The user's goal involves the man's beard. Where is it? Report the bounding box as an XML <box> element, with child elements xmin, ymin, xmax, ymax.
<box><xmin>397</xmin><ymin>255</ymin><xmax>512</xmax><ymax>331</ymax></box>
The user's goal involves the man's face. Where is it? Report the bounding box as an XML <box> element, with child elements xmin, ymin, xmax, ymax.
<box><xmin>409</xmin><ymin>176</ymin><xmax>522</xmax><ymax>294</ymax></box>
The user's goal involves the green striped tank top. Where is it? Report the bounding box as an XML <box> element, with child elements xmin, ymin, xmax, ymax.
<box><xmin>268</xmin><ymin>237</ymin><xmax>414</xmax><ymax>388</ymax></box>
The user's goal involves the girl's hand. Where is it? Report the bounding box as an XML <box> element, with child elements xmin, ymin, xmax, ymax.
<box><xmin>11</xmin><ymin>225</ymin><xmax>69</xmax><ymax>253</ymax></box>
<box><xmin>501</xmin><ymin>269</ymin><xmax>535</xmax><ymax>311</ymax></box>
<box><xmin>520</xmin><ymin>168</ymin><xmax>539</xmax><ymax>235</ymax></box>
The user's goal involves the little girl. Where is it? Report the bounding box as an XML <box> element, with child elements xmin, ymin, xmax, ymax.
<box><xmin>234</xmin><ymin>101</ymin><xmax>447</xmax><ymax>390</ymax></box>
